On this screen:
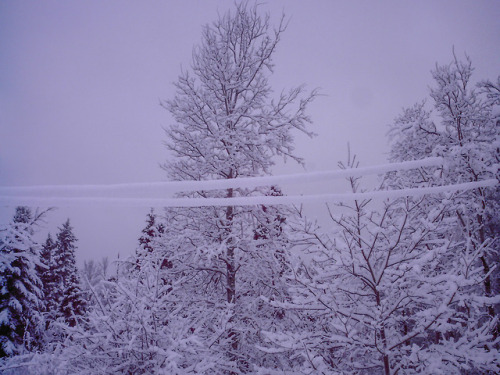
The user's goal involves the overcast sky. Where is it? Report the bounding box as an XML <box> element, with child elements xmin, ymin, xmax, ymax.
<box><xmin>1</xmin><ymin>0</ymin><xmax>499</xmax><ymax>265</ymax></box>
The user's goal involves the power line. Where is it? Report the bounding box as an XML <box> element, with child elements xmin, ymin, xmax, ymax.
<box><xmin>2</xmin><ymin>157</ymin><xmax>496</xmax><ymax>207</ymax></box>
<box><xmin>0</xmin><ymin>157</ymin><xmax>444</xmax><ymax>196</ymax></box>
<box><xmin>0</xmin><ymin>180</ymin><xmax>496</xmax><ymax>208</ymax></box>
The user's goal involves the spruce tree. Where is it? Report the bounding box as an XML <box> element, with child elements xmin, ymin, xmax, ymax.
<box><xmin>37</xmin><ymin>233</ymin><xmax>58</xmax><ymax>318</ymax></box>
<box><xmin>136</xmin><ymin>209</ymin><xmax>168</xmax><ymax>270</ymax></box>
<box><xmin>53</xmin><ymin>219</ymin><xmax>86</xmax><ymax>327</ymax></box>
<box><xmin>137</xmin><ymin>209</ymin><xmax>165</xmax><ymax>255</ymax></box>
<box><xmin>0</xmin><ymin>207</ymin><xmax>43</xmax><ymax>357</ymax></box>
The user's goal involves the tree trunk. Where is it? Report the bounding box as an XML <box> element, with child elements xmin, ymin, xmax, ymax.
<box><xmin>376</xmin><ymin>291</ymin><xmax>391</xmax><ymax>375</ymax></box>
<box><xmin>224</xmin><ymin>187</ymin><xmax>240</xmax><ymax>373</ymax></box>
<box><xmin>225</xmin><ymin>204</ymin><xmax>236</xmax><ymax>304</ymax></box>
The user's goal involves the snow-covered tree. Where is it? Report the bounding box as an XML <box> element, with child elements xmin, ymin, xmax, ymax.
<box><xmin>387</xmin><ymin>53</ymin><xmax>500</xmax><ymax>340</ymax></box>
<box><xmin>27</xmin><ymin>251</ymin><xmax>208</xmax><ymax>375</ymax></box>
<box><xmin>0</xmin><ymin>207</ymin><xmax>44</xmax><ymax>357</ymax></box>
<box><xmin>139</xmin><ymin>209</ymin><xmax>165</xmax><ymax>253</ymax></box>
<box><xmin>1</xmin><ymin>2</ymin><xmax>317</xmax><ymax>367</ymax></box>
<box><xmin>52</xmin><ymin>219</ymin><xmax>86</xmax><ymax>327</ymax></box>
<box><xmin>38</xmin><ymin>234</ymin><xmax>57</xmax><ymax>316</ymax></box>
<box><xmin>270</xmin><ymin>54</ymin><xmax>499</xmax><ymax>374</ymax></box>
<box><xmin>282</xmin><ymin>150</ymin><xmax>499</xmax><ymax>374</ymax></box>
<box><xmin>155</xmin><ymin>2</ymin><xmax>315</xmax><ymax>372</ymax></box>
<box><xmin>81</xmin><ymin>257</ymin><xmax>110</xmax><ymax>300</ymax></box>
<box><xmin>136</xmin><ymin>209</ymin><xmax>168</xmax><ymax>270</ymax></box>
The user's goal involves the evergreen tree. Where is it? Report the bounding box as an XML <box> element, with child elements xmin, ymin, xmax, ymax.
<box><xmin>0</xmin><ymin>207</ymin><xmax>44</xmax><ymax>357</ymax></box>
<box><xmin>12</xmin><ymin>207</ymin><xmax>34</xmax><ymax>226</ymax></box>
<box><xmin>138</xmin><ymin>209</ymin><xmax>156</xmax><ymax>254</ymax></box>
<box><xmin>53</xmin><ymin>219</ymin><xmax>86</xmax><ymax>327</ymax></box>
<box><xmin>38</xmin><ymin>233</ymin><xmax>57</xmax><ymax>315</ymax></box>
<box><xmin>136</xmin><ymin>209</ymin><xmax>168</xmax><ymax>270</ymax></box>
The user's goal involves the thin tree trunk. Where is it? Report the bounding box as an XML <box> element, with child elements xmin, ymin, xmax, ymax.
<box><xmin>376</xmin><ymin>291</ymin><xmax>391</xmax><ymax>375</ymax></box>
<box><xmin>224</xmin><ymin>187</ymin><xmax>240</xmax><ymax>373</ymax></box>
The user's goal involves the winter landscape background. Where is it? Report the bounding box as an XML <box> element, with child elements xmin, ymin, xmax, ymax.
<box><xmin>1</xmin><ymin>1</ymin><xmax>499</xmax><ymax>374</ymax></box>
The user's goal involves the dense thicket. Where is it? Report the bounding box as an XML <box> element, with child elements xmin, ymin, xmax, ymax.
<box><xmin>279</xmin><ymin>55</ymin><xmax>500</xmax><ymax>374</ymax></box>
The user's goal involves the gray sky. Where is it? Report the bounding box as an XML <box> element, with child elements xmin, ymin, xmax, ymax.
<box><xmin>1</xmin><ymin>0</ymin><xmax>499</xmax><ymax>265</ymax></box>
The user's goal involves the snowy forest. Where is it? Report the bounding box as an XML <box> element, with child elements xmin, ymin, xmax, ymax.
<box><xmin>1</xmin><ymin>3</ymin><xmax>499</xmax><ymax>374</ymax></box>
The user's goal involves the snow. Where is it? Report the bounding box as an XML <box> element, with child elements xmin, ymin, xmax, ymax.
<box><xmin>0</xmin><ymin>157</ymin><xmax>444</xmax><ymax>197</ymax></box>
<box><xmin>0</xmin><ymin>179</ymin><xmax>496</xmax><ymax>207</ymax></box>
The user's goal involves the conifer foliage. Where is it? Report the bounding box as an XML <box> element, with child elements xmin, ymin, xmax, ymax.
<box><xmin>0</xmin><ymin>207</ymin><xmax>43</xmax><ymax>357</ymax></box>
<box><xmin>136</xmin><ymin>209</ymin><xmax>168</xmax><ymax>270</ymax></box>
<box><xmin>38</xmin><ymin>234</ymin><xmax>57</xmax><ymax>315</ymax></box>
<box><xmin>36</xmin><ymin>219</ymin><xmax>86</xmax><ymax>330</ymax></box>
<box><xmin>52</xmin><ymin>219</ymin><xmax>86</xmax><ymax>326</ymax></box>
